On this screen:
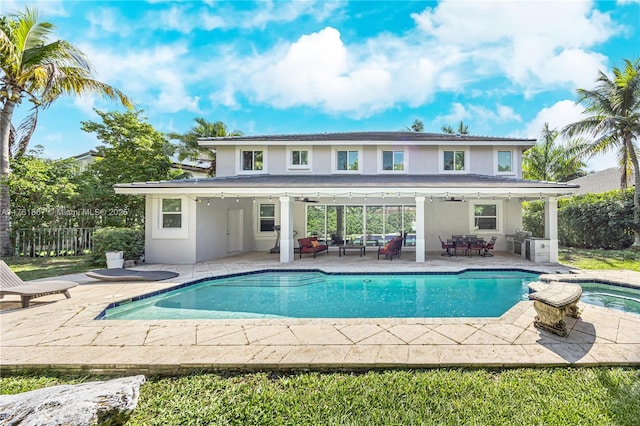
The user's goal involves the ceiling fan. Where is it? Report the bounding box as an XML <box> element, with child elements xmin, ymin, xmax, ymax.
<box><xmin>294</xmin><ymin>197</ymin><xmax>319</xmax><ymax>203</ymax></box>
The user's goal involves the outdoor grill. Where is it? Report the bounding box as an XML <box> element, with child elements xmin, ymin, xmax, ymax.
<box><xmin>510</xmin><ymin>230</ymin><xmax>532</xmax><ymax>256</ymax></box>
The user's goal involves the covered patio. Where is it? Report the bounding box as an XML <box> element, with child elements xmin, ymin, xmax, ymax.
<box><xmin>115</xmin><ymin>174</ymin><xmax>578</xmax><ymax>265</ymax></box>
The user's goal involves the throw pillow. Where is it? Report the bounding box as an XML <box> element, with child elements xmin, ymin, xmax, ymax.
<box><xmin>311</xmin><ymin>240</ymin><xmax>320</xmax><ymax>248</ymax></box>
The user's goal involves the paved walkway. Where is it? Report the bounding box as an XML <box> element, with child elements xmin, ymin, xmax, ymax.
<box><xmin>1</xmin><ymin>251</ymin><xmax>639</xmax><ymax>373</ymax></box>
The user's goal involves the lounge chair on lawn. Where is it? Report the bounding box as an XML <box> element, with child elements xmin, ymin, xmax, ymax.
<box><xmin>0</xmin><ymin>260</ymin><xmax>78</xmax><ymax>308</ymax></box>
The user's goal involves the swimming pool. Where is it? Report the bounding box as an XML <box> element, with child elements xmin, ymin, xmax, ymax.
<box><xmin>98</xmin><ymin>269</ymin><xmax>540</xmax><ymax>320</ymax></box>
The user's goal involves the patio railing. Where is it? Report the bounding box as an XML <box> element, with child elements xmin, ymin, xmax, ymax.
<box><xmin>14</xmin><ymin>228</ymin><xmax>95</xmax><ymax>257</ymax></box>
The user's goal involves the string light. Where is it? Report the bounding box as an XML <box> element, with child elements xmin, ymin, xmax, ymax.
<box><xmin>221</xmin><ymin>192</ymin><xmax>224</xmax><ymax>199</ymax></box>
<box><xmin>252</xmin><ymin>197</ymin><xmax>256</xmax><ymax>203</ymax></box>
<box><xmin>206</xmin><ymin>199</ymin><xmax>210</xmax><ymax>207</ymax></box>
<box><xmin>236</xmin><ymin>196</ymin><xmax>239</xmax><ymax>203</ymax></box>
<box><xmin>430</xmin><ymin>196</ymin><xmax>433</xmax><ymax>203</ymax></box>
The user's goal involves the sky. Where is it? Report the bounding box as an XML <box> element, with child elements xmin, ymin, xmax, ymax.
<box><xmin>2</xmin><ymin>0</ymin><xmax>639</xmax><ymax>171</ymax></box>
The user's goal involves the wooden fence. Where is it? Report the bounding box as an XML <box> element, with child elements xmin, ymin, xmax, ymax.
<box><xmin>14</xmin><ymin>228</ymin><xmax>95</xmax><ymax>257</ymax></box>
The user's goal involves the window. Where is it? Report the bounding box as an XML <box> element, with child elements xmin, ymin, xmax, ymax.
<box><xmin>259</xmin><ymin>204</ymin><xmax>275</xmax><ymax>232</ymax></box>
<box><xmin>337</xmin><ymin>150</ymin><xmax>359</xmax><ymax>171</ymax></box>
<box><xmin>444</xmin><ymin>150</ymin><xmax>465</xmax><ymax>171</ymax></box>
<box><xmin>291</xmin><ymin>150</ymin><xmax>308</xmax><ymax>166</ymax></box>
<box><xmin>473</xmin><ymin>204</ymin><xmax>497</xmax><ymax>230</ymax></box>
<box><xmin>161</xmin><ymin>198</ymin><xmax>182</xmax><ymax>228</ymax></box>
<box><xmin>382</xmin><ymin>150</ymin><xmax>404</xmax><ymax>171</ymax></box>
<box><xmin>497</xmin><ymin>150</ymin><xmax>512</xmax><ymax>173</ymax></box>
<box><xmin>241</xmin><ymin>150</ymin><xmax>263</xmax><ymax>171</ymax></box>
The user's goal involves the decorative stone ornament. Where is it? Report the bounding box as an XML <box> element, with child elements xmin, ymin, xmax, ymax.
<box><xmin>528</xmin><ymin>281</ymin><xmax>582</xmax><ymax>337</ymax></box>
<box><xmin>0</xmin><ymin>375</ymin><xmax>145</xmax><ymax>426</ymax></box>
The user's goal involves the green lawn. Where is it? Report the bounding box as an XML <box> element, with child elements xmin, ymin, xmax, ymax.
<box><xmin>2</xmin><ymin>255</ymin><xmax>93</xmax><ymax>280</ymax></box>
<box><xmin>2</xmin><ymin>369</ymin><xmax>639</xmax><ymax>425</ymax></box>
<box><xmin>559</xmin><ymin>247</ymin><xmax>640</xmax><ymax>272</ymax></box>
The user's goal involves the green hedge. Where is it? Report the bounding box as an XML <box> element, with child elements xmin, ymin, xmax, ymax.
<box><xmin>522</xmin><ymin>189</ymin><xmax>635</xmax><ymax>250</ymax></box>
<box><xmin>90</xmin><ymin>227</ymin><xmax>144</xmax><ymax>265</ymax></box>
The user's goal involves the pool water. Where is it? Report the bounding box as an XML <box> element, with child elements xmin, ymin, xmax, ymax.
<box><xmin>100</xmin><ymin>270</ymin><xmax>540</xmax><ymax>320</ymax></box>
<box><xmin>579</xmin><ymin>282</ymin><xmax>640</xmax><ymax>315</ymax></box>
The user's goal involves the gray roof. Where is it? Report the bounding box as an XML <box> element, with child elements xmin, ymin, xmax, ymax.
<box><xmin>115</xmin><ymin>174</ymin><xmax>578</xmax><ymax>191</ymax></box>
<box><xmin>568</xmin><ymin>168</ymin><xmax>635</xmax><ymax>194</ymax></box>
<box><xmin>199</xmin><ymin>131</ymin><xmax>535</xmax><ymax>143</ymax></box>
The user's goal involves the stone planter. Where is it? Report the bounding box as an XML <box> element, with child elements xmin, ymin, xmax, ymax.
<box><xmin>106</xmin><ymin>251</ymin><xmax>124</xmax><ymax>269</ymax></box>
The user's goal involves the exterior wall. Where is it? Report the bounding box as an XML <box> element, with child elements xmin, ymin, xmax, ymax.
<box><xmin>195</xmin><ymin>198</ymin><xmax>254</xmax><ymax>262</ymax></box>
<box><xmin>268</xmin><ymin>146</ymin><xmax>287</xmax><ymax>174</ymax></box>
<box><xmin>362</xmin><ymin>145</ymin><xmax>377</xmax><ymax>174</ymax></box>
<box><xmin>470</xmin><ymin>146</ymin><xmax>493</xmax><ymax>175</ymax></box>
<box><xmin>314</xmin><ymin>146</ymin><xmax>331</xmax><ymax>173</ymax></box>
<box><xmin>144</xmin><ymin>195</ymin><xmax>197</xmax><ymax>264</ymax></box>
<box><xmin>215</xmin><ymin>146</ymin><xmax>236</xmax><ymax>177</ymax></box>
<box><xmin>408</xmin><ymin>146</ymin><xmax>438</xmax><ymax>174</ymax></box>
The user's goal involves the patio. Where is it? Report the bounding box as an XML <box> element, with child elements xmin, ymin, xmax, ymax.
<box><xmin>1</xmin><ymin>251</ymin><xmax>639</xmax><ymax>373</ymax></box>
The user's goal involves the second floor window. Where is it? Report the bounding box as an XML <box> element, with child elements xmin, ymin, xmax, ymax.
<box><xmin>242</xmin><ymin>150</ymin><xmax>263</xmax><ymax>171</ymax></box>
<box><xmin>291</xmin><ymin>150</ymin><xmax>308</xmax><ymax>166</ymax></box>
<box><xmin>444</xmin><ymin>150</ymin><xmax>465</xmax><ymax>171</ymax></box>
<box><xmin>337</xmin><ymin>150</ymin><xmax>359</xmax><ymax>171</ymax></box>
<box><xmin>383</xmin><ymin>150</ymin><xmax>404</xmax><ymax>171</ymax></box>
<box><xmin>497</xmin><ymin>150</ymin><xmax>512</xmax><ymax>173</ymax></box>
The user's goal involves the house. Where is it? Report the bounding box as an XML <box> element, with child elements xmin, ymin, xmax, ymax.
<box><xmin>114</xmin><ymin>131</ymin><xmax>579</xmax><ymax>264</ymax></box>
<box><xmin>70</xmin><ymin>150</ymin><xmax>210</xmax><ymax>178</ymax></box>
<box><xmin>568</xmin><ymin>167</ymin><xmax>635</xmax><ymax>195</ymax></box>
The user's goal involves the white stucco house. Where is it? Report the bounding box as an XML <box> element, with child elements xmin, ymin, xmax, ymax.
<box><xmin>114</xmin><ymin>131</ymin><xmax>579</xmax><ymax>264</ymax></box>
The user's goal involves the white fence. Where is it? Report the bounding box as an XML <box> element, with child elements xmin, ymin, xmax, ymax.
<box><xmin>14</xmin><ymin>228</ymin><xmax>95</xmax><ymax>257</ymax></box>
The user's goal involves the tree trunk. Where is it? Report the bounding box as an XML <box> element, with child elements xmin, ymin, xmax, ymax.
<box><xmin>0</xmin><ymin>100</ymin><xmax>16</xmax><ymax>257</ymax></box>
<box><xmin>625</xmin><ymin>134</ymin><xmax>640</xmax><ymax>248</ymax></box>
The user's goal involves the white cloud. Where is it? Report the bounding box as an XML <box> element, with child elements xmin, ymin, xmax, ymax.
<box><xmin>411</xmin><ymin>0</ymin><xmax>619</xmax><ymax>91</ymax></box>
<box><xmin>519</xmin><ymin>100</ymin><xmax>618</xmax><ymax>171</ymax></box>
<box><xmin>432</xmin><ymin>103</ymin><xmax>521</xmax><ymax>133</ymax></box>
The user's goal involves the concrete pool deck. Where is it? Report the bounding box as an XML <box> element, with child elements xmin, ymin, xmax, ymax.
<box><xmin>1</xmin><ymin>251</ymin><xmax>639</xmax><ymax>373</ymax></box>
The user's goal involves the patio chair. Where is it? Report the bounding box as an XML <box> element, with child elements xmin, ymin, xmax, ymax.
<box><xmin>467</xmin><ymin>238</ymin><xmax>486</xmax><ymax>257</ymax></box>
<box><xmin>297</xmin><ymin>237</ymin><xmax>329</xmax><ymax>258</ymax></box>
<box><xmin>377</xmin><ymin>236</ymin><xmax>402</xmax><ymax>260</ymax></box>
<box><xmin>0</xmin><ymin>260</ymin><xmax>78</xmax><ymax>308</ymax></box>
<box><xmin>438</xmin><ymin>236</ymin><xmax>456</xmax><ymax>257</ymax></box>
<box><xmin>482</xmin><ymin>236</ymin><xmax>498</xmax><ymax>257</ymax></box>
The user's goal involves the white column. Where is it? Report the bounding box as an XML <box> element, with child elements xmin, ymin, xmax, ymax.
<box><xmin>544</xmin><ymin>196</ymin><xmax>559</xmax><ymax>263</ymax></box>
<box><xmin>279</xmin><ymin>196</ymin><xmax>294</xmax><ymax>263</ymax></box>
<box><xmin>415</xmin><ymin>196</ymin><xmax>426</xmax><ymax>262</ymax></box>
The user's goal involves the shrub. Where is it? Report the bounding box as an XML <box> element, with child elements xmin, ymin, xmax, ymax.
<box><xmin>90</xmin><ymin>227</ymin><xmax>144</xmax><ymax>265</ymax></box>
<box><xmin>522</xmin><ymin>189</ymin><xmax>634</xmax><ymax>250</ymax></box>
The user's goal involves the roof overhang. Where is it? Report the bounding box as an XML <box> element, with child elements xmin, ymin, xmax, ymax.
<box><xmin>114</xmin><ymin>174</ymin><xmax>579</xmax><ymax>199</ymax></box>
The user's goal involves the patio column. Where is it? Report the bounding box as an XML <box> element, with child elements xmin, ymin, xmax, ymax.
<box><xmin>544</xmin><ymin>196</ymin><xmax>559</xmax><ymax>263</ymax></box>
<box><xmin>279</xmin><ymin>196</ymin><xmax>294</xmax><ymax>263</ymax></box>
<box><xmin>415</xmin><ymin>196</ymin><xmax>425</xmax><ymax>262</ymax></box>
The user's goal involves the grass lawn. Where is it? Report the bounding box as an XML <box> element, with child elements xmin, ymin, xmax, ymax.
<box><xmin>2</xmin><ymin>255</ymin><xmax>94</xmax><ymax>281</ymax></box>
<box><xmin>1</xmin><ymin>368</ymin><xmax>639</xmax><ymax>425</ymax></box>
<box><xmin>559</xmin><ymin>247</ymin><xmax>640</xmax><ymax>272</ymax></box>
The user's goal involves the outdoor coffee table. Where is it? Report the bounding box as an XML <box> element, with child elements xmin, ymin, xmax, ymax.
<box><xmin>338</xmin><ymin>244</ymin><xmax>366</xmax><ymax>257</ymax></box>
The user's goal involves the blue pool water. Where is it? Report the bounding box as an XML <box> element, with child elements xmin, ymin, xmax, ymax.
<box><xmin>579</xmin><ymin>282</ymin><xmax>640</xmax><ymax>315</ymax></box>
<box><xmin>100</xmin><ymin>270</ymin><xmax>540</xmax><ymax>320</ymax></box>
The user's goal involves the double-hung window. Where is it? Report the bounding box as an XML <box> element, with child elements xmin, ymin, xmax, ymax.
<box><xmin>241</xmin><ymin>150</ymin><xmax>263</xmax><ymax>171</ymax></box>
<box><xmin>259</xmin><ymin>204</ymin><xmax>275</xmax><ymax>232</ymax></box>
<box><xmin>444</xmin><ymin>150</ymin><xmax>465</xmax><ymax>171</ymax></box>
<box><xmin>337</xmin><ymin>150</ymin><xmax>359</xmax><ymax>171</ymax></box>
<box><xmin>161</xmin><ymin>198</ymin><xmax>182</xmax><ymax>229</ymax></box>
<box><xmin>382</xmin><ymin>150</ymin><xmax>404</xmax><ymax>171</ymax></box>
<box><xmin>473</xmin><ymin>204</ymin><xmax>497</xmax><ymax>231</ymax></box>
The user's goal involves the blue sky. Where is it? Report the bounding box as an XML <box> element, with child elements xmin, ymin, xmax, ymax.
<box><xmin>3</xmin><ymin>0</ymin><xmax>639</xmax><ymax>171</ymax></box>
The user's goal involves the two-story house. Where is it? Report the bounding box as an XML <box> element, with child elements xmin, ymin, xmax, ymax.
<box><xmin>114</xmin><ymin>132</ymin><xmax>579</xmax><ymax>264</ymax></box>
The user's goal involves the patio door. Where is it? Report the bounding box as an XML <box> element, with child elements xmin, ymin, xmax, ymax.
<box><xmin>227</xmin><ymin>209</ymin><xmax>244</xmax><ymax>252</ymax></box>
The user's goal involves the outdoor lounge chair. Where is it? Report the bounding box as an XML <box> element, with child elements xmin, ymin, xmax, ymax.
<box><xmin>298</xmin><ymin>237</ymin><xmax>329</xmax><ymax>258</ymax></box>
<box><xmin>0</xmin><ymin>260</ymin><xmax>78</xmax><ymax>308</ymax></box>
<box><xmin>377</xmin><ymin>236</ymin><xmax>402</xmax><ymax>260</ymax></box>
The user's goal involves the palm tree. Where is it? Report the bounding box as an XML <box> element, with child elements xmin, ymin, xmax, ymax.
<box><xmin>562</xmin><ymin>59</ymin><xmax>640</xmax><ymax>248</ymax></box>
<box><xmin>405</xmin><ymin>119</ymin><xmax>424</xmax><ymax>132</ymax></box>
<box><xmin>168</xmin><ymin>118</ymin><xmax>242</xmax><ymax>177</ymax></box>
<box><xmin>0</xmin><ymin>8</ymin><xmax>131</xmax><ymax>256</ymax></box>
<box><xmin>442</xmin><ymin>121</ymin><xmax>469</xmax><ymax>135</ymax></box>
<box><xmin>522</xmin><ymin>123</ymin><xmax>586</xmax><ymax>182</ymax></box>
